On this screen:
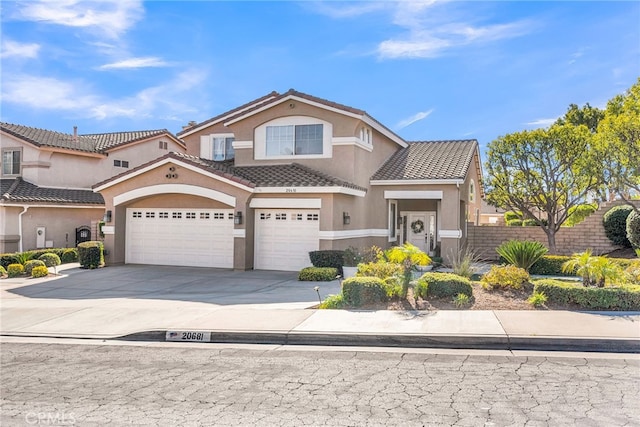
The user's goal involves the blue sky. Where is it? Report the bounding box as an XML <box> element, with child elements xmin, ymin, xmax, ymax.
<box><xmin>1</xmin><ymin>1</ymin><xmax>638</xmax><ymax>153</ymax></box>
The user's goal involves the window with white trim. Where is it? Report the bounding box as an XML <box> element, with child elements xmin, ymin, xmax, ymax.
<box><xmin>2</xmin><ymin>148</ymin><xmax>21</xmax><ymax>176</ymax></box>
<box><xmin>266</xmin><ymin>124</ymin><xmax>323</xmax><ymax>156</ymax></box>
<box><xmin>360</xmin><ymin>126</ymin><xmax>372</xmax><ymax>145</ymax></box>
<box><xmin>388</xmin><ymin>200</ymin><xmax>398</xmax><ymax>241</ymax></box>
<box><xmin>212</xmin><ymin>135</ymin><xmax>235</xmax><ymax>161</ymax></box>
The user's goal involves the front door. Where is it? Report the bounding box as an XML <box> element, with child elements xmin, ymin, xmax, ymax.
<box><xmin>403</xmin><ymin>211</ymin><xmax>437</xmax><ymax>256</ymax></box>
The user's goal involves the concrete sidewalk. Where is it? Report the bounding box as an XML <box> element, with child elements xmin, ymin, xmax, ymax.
<box><xmin>1</xmin><ymin>265</ymin><xmax>639</xmax><ymax>353</ymax></box>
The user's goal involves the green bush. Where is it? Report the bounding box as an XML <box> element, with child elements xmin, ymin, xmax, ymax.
<box><xmin>356</xmin><ymin>261</ymin><xmax>403</xmax><ymax>279</ymax></box>
<box><xmin>77</xmin><ymin>241</ymin><xmax>104</xmax><ymax>269</ymax></box>
<box><xmin>504</xmin><ymin>211</ymin><xmax>521</xmax><ymax>222</ymax></box>
<box><xmin>533</xmin><ymin>279</ymin><xmax>640</xmax><ymax>310</ymax></box>
<box><xmin>38</xmin><ymin>253</ymin><xmax>61</xmax><ymax>268</ymax></box>
<box><xmin>506</xmin><ymin>219</ymin><xmax>523</xmax><ymax>227</ymax></box>
<box><xmin>12</xmin><ymin>251</ymin><xmax>35</xmax><ymax>265</ymax></box>
<box><xmin>565</xmin><ymin>203</ymin><xmax>597</xmax><ymax>227</ymax></box>
<box><xmin>24</xmin><ymin>259</ymin><xmax>46</xmax><ymax>275</ymax></box>
<box><xmin>31</xmin><ymin>265</ymin><xmax>49</xmax><ymax>278</ymax></box>
<box><xmin>0</xmin><ymin>265</ymin><xmax>6</xmax><ymax>276</ymax></box>
<box><xmin>603</xmin><ymin>205</ymin><xmax>633</xmax><ymax>247</ymax></box>
<box><xmin>623</xmin><ymin>263</ymin><xmax>640</xmax><ymax>285</ymax></box>
<box><xmin>414</xmin><ymin>272</ymin><xmax>473</xmax><ymax>299</ymax></box>
<box><xmin>627</xmin><ymin>209</ymin><xmax>640</xmax><ymax>249</ymax></box>
<box><xmin>341</xmin><ymin>277</ymin><xmax>388</xmax><ymax>307</ymax></box>
<box><xmin>452</xmin><ymin>293</ymin><xmax>471</xmax><ymax>308</ymax></box>
<box><xmin>298</xmin><ymin>267</ymin><xmax>339</xmax><ymax>281</ymax></box>
<box><xmin>528</xmin><ymin>291</ymin><xmax>548</xmax><ymax>307</ymax></box>
<box><xmin>481</xmin><ymin>265</ymin><xmax>530</xmax><ymax>290</ymax></box>
<box><xmin>522</xmin><ymin>218</ymin><xmax>539</xmax><ymax>226</ymax></box>
<box><xmin>61</xmin><ymin>248</ymin><xmax>79</xmax><ymax>264</ymax></box>
<box><xmin>319</xmin><ymin>294</ymin><xmax>345</xmax><ymax>309</ymax></box>
<box><xmin>309</xmin><ymin>250</ymin><xmax>345</xmax><ymax>274</ymax></box>
<box><xmin>530</xmin><ymin>255</ymin><xmax>574</xmax><ymax>275</ymax></box>
<box><xmin>7</xmin><ymin>263</ymin><xmax>24</xmax><ymax>277</ymax></box>
<box><xmin>496</xmin><ymin>240</ymin><xmax>548</xmax><ymax>272</ymax></box>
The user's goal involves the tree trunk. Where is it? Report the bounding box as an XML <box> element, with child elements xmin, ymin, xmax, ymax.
<box><xmin>544</xmin><ymin>228</ymin><xmax>557</xmax><ymax>254</ymax></box>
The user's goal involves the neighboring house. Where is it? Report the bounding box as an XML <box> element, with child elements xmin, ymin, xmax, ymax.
<box><xmin>0</xmin><ymin>123</ymin><xmax>186</xmax><ymax>253</ymax></box>
<box><xmin>479</xmin><ymin>199</ymin><xmax>506</xmax><ymax>226</ymax></box>
<box><xmin>94</xmin><ymin>89</ymin><xmax>483</xmax><ymax>271</ymax></box>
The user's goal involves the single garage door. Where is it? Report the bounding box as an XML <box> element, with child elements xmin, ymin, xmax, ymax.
<box><xmin>254</xmin><ymin>209</ymin><xmax>320</xmax><ymax>271</ymax></box>
<box><xmin>126</xmin><ymin>208</ymin><xmax>234</xmax><ymax>268</ymax></box>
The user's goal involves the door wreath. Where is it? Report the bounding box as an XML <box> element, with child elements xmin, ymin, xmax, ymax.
<box><xmin>410</xmin><ymin>219</ymin><xmax>424</xmax><ymax>234</ymax></box>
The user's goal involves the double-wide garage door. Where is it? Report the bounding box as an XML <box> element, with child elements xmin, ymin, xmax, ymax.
<box><xmin>254</xmin><ymin>209</ymin><xmax>319</xmax><ymax>271</ymax></box>
<box><xmin>126</xmin><ymin>208</ymin><xmax>234</xmax><ymax>268</ymax></box>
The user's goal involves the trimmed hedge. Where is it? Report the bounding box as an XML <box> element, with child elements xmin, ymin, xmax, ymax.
<box><xmin>341</xmin><ymin>277</ymin><xmax>388</xmax><ymax>306</ymax></box>
<box><xmin>506</xmin><ymin>219</ymin><xmax>523</xmax><ymax>227</ymax></box>
<box><xmin>7</xmin><ymin>264</ymin><xmax>24</xmax><ymax>277</ymax></box>
<box><xmin>1</xmin><ymin>248</ymin><xmax>80</xmax><ymax>268</ymax></box>
<box><xmin>603</xmin><ymin>205</ymin><xmax>633</xmax><ymax>247</ymax></box>
<box><xmin>0</xmin><ymin>265</ymin><xmax>6</xmax><ymax>276</ymax></box>
<box><xmin>481</xmin><ymin>265</ymin><xmax>530</xmax><ymax>290</ymax></box>
<box><xmin>31</xmin><ymin>265</ymin><xmax>49</xmax><ymax>278</ymax></box>
<box><xmin>533</xmin><ymin>279</ymin><xmax>640</xmax><ymax>310</ymax></box>
<box><xmin>38</xmin><ymin>253</ymin><xmax>61</xmax><ymax>268</ymax></box>
<box><xmin>628</xmin><ymin>209</ymin><xmax>640</xmax><ymax>249</ymax></box>
<box><xmin>530</xmin><ymin>255</ymin><xmax>574</xmax><ymax>275</ymax></box>
<box><xmin>61</xmin><ymin>248</ymin><xmax>79</xmax><ymax>263</ymax></box>
<box><xmin>24</xmin><ymin>259</ymin><xmax>46</xmax><ymax>275</ymax></box>
<box><xmin>309</xmin><ymin>250</ymin><xmax>345</xmax><ymax>274</ymax></box>
<box><xmin>356</xmin><ymin>261</ymin><xmax>403</xmax><ymax>279</ymax></box>
<box><xmin>78</xmin><ymin>241</ymin><xmax>104</xmax><ymax>269</ymax></box>
<box><xmin>414</xmin><ymin>272</ymin><xmax>473</xmax><ymax>299</ymax></box>
<box><xmin>298</xmin><ymin>267</ymin><xmax>339</xmax><ymax>281</ymax></box>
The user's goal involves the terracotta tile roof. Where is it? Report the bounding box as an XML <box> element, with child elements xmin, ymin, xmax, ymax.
<box><xmin>1</xmin><ymin>122</ymin><xmax>179</xmax><ymax>154</ymax></box>
<box><xmin>371</xmin><ymin>140</ymin><xmax>478</xmax><ymax>181</ymax></box>
<box><xmin>172</xmin><ymin>152</ymin><xmax>367</xmax><ymax>192</ymax></box>
<box><xmin>1</xmin><ymin>178</ymin><xmax>104</xmax><ymax>205</ymax></box>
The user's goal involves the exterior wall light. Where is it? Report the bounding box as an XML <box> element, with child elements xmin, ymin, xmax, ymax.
<box><xmin>234</xmin><ymin>211</ymin><xmax>243</xmax><ymax>225</ymax></box>
<box><xmin>103</xmin><ymin>210</ymin><xmax>112</xmax><ymax>223</ymax></box>
<box><xmin>343</xmin><ymin>212</ymin><xmax>351</xmax><ymax>225</ymax></box>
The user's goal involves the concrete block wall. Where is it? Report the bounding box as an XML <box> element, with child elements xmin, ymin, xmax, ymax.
<box><xmin>468</xmin><ymin>200</ymin><xmax>638</xmax><ymax>260</ymax></box>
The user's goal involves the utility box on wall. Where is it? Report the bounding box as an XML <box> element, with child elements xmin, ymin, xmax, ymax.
<box><xmin>36</xmin><ymin>226</ymin><xmax>46</xmax><ymax>248</ymax></box>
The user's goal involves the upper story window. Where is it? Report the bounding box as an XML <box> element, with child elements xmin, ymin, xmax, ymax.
<box><xmin>360</xmin><ymin>126</ymin><xmax>372</xmax><ymax>145</ymax></box>
<box><xmin>2</xmin><ymin>148</ymin><xmax>21</xmax><ymax>176</ymax></box>
<box><xmin>254</xmin><ymin>116</ymin><xmax>332</xmax><ymax>160</ymax></box>
<box><xmin>266</xmin><ymin>124</ymin><xmax>323</xmax><ymax>156</ymax></box>
<box><xmin>159</xmin><ymin>140</ymin><xmax>168</xmax><ymax>150</ymax></box>
<box><xmin>114</xmin><ymin>160</ymin><xmax>129</xmax><ymax>168</ymax></box>
<box><xmin>469</xmin><ymin>180</ymin><xmax>475</xmax><ymax>203</ymax></box>
<box><xmin>200</xmin><ymin>134</ymin><xmax>234</xmax><ymax>161</ymax></box>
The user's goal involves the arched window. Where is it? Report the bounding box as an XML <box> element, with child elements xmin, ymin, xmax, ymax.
<box><xmin>469</xmin><ymin>180</ymin><xmax>475</xmax><ymax>203</ymax></box>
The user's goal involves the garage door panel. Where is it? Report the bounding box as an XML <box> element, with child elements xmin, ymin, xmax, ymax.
<box><xmin>126</xmin><ymin>208</ymin><xmax>233</xmax><ymax>268</ymax></box>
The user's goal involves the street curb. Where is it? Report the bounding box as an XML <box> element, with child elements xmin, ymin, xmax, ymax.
<box><xmin>109</xmin><ymin>330</ymin><xmax>640</xmax><ymax>353</ymax></box>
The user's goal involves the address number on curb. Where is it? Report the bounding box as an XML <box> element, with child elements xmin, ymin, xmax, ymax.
<box><xmin>166</xmin><ymin>331</ymin><xmax>211</xmax><ymax>342</ymax></box>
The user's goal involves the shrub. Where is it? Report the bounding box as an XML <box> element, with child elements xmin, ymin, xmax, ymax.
<box><xmin>298</xmin><ymin>267</ymin><xmax>339</xmax><ymax>281</ymax></box>
<box><xmin>342</xmin><ymin>247</ymin><xmax>363</xmax><ymax>267</ymax></box>
<box><xmin>627</xmin><ymin>209</ymin><xmax>640</xmax><ymax>249</ymax></box>
<box><xmin>496</xmin><ymin>240</ymin><xmax>548</xmax><ymax>272</ymax></box>
<box><xmin>528</xmin><ymin>291</ymin><xmax>548</xmax><ymax>307</ymax></box>
<box><xmin>13</xmin><ymin>251</ymin><xmax>34</xmax><ymax>265</ymax></box>
<box><xmin>506</xmin><ymin>219</ymin><xmax>523</xmax><ymax>227</ymax></box>
<box><xmin>451</xmin><ymin>245</ymin><xmax>479</xmax><ymax>279</ymax></box>
<box><xmin>78</xmin><ymin>241</ymin><xmax>104</xmax><ymax>269</ymax></box>
<box><xmin>562</xmin><ymin>250</ymin><xmax>621</xmax><ymax>287</ymax></box>
<box><xmin>24</xmin><ymin>259</ymin><xmax>46</xmax><ymax>275</ymax></box>
<box><xmin>385</xmin><ymin>243</ymin><xmax>431</xmax><ymax>298</ymax></box>
<box><xmin>38</xmin><ymin>253</ymin><xmax>61</xmax><ymax>268</ymax></box>
<box><xmin>356</xmin><ymin>261</ymin><xmax>403</xmax><ymax>279</ymax></box>
<box><xmin>31</xmin><ymin>265</ymin><xmax>49</xmax><ymax>278</ymax></box>
<box><xmin>415</xmin><ymin>272</ymin><xmax>473</xmax><ymax>299</ymax></box>
<box><xmin>504</xmin><ymin>211</ymin><xmax>521</xmax><ymax>222</ymax></box>
<box><xmin>319</xmin><ymin>294</ymin><xmax>345</xmax><ymax>309</ymax></box>
<box><xmin>533</xmin><ymin>279</ymin><xmax>640</xmax><ymax>310</ymax></box>
<box><xmin>530</xmin><ymin>255</ymin><xmax>574</xmax><ymax>275</ymax></box>
<box><xmin>522</xmin><ymin>218</ymin><xmax>539</xmax><ymax>226</ymax></box>
<box><xmin>453</xmin><ymin>293</ymin><xmax>470</xmax><ymax>308</ymax></box>
<box><xmin>0</xmin><ymin>265</ymin><xmax>6</xmax><ymax>276</ymax></box>
<box><xmin>603</xmin><ymin>205</ymin><xmax>633</xmax><ymax>247</ymax></box>
<box><xmin>565</xmin><ymin>203</ymin><xmax>597</xmax><ymax>227</ymax></box>
<box><xmin>61</xmin><ymin>248</ymin><xmax>79</xmax><ymax>264</ymax></box>
<box><xmin>7</xmin><ymin>263</ymin><xmax>24</xmax><ymax>277</ymax></box>
<box><xmin>309</xmin><ymin>250</ymin><xmax>345</xmax><ymax>274</ymax></box>
<box><xmin>341</xmin><ymin>277</ymin><xmax>388</xmax><ymax>307</ymax></box>
<box><xmin>623</xmin><ymin>263</ymin><xmax>640</xmax><ymax>285</ymax></box>
<box><xmin>481</xmin><ymin>265</ymin><xmax>530</xmax><ymax>290</ymax></box>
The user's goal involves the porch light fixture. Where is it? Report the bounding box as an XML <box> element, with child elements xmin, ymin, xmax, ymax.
<box><xmin>397</xmin><ymin>216</ymin><xmax>403</xmax><ymax>228</ymax></box>
<box><xmin>234</xmin><ymin>211</ymin><xmax>243</xmax><ymax>225</ymax></box>
<box><xmin>343</xmin><ymin>212</ymin><xmax>350</xmax><ymax>225</ymax></box>
<box><xmin>103</xmin><ymin>210</ymin><xmax>112</xmax><ymax>223</ymax></box>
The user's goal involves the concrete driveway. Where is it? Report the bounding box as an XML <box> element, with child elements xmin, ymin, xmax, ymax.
<box><xmin>2</xmin><ymin>264</ymin><xmax>341</xmax><ymax>307</ymax></box>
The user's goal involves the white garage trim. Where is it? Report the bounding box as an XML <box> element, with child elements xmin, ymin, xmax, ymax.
<box><xmin>114</xmin><ymin>184</ymin><xmax>236</xmax><ymax>207</ymax></box>
<box><xmin>249</xmin><ymin>198</ymin><xmax>322</xmax><ymax>209</ymax></box>
<box><xmin>383</xmin><ymin>190</ymin><xmax>443</xmax><ymax>199</ymax></box>
<box><xmin>233</xmin><ymin>229</ymin><xmax>246</xmax><ymax>238</ymax></box>
<box><xmin>319</xmin><ymin>229</ymin><xmax>388</xmax><ymax>240</ymax></box>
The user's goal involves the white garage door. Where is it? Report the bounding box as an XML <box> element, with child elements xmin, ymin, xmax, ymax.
<box><xmin>254</xmin><ymin>209</ymin><xmax>320</xmax><ymax>271</ymax></box>
<box><xmin>126</xmin><ymin>208</ymin><xmax>234</xmax><ymax>268</ymax></box>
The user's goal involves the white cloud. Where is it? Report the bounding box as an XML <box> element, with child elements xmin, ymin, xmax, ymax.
<box><xmin>305</xmin><ymin>1</ymin><xmax>388</xmax><ymax>18</ymax></box>
<box><xmin>525</xmin><ymin>118</ymin><xmax>557</xmax><ymax>127</ymax></box>
<box><xmin>396</xmin><ymin>109</ymin><xmax>434</xmax><ymax>129</ymax></box>
<box><xmin>0</xmin><ymin>40</ymin><xmax>41</xmax><ymax>59</ymax></box>
<box><xmin>98</xmin><ymin>57</ymin><xmax>170</xmax><ymax>70</ymax></box>
<box><xmin>376</xmin><ymin>2</ymin><xmax>533</xmax><ymax>59</ymax></box>
<box><xmin>1</xmin><ymin>75</ymin><xmax>99</xmax><ymax>111</ymax></box>
<box><xmin>14</xmin><ymin>0</ymin><xmax>144</xmax><ymax>39</ymax></box>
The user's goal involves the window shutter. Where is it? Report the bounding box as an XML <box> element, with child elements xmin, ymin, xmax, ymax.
<box><xmin>200</xmin><ymin>135</ymin><xmax>212</xmax><ymax>159</ymax></box>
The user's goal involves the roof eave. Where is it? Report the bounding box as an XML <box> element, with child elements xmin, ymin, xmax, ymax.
<box><xmin>370</xmin><ymin>179</ymin><xmax>465</xmax><ymax>186</ymax></box>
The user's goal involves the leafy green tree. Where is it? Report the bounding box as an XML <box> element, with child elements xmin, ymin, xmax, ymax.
<box><xmin>594</xmin><ymin>79</ymin><xmax>640</xmax><ymax>205</ymax></box>
<box><xmin>485</xmin><ymin>124</ymin><xmax>599</xmax><ymax>253</ymax></box>
<box><xmin>385</xmin><ymin>243</ymin><xmax>431</xmax><ymax>298</ymax></box>
<box><xmin>555</xmin><ymin>102</ymin><xmax>604</xmax><ymax>133</ymax></box>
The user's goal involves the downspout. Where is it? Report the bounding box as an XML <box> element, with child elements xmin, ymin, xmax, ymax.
<box><xmin>456</xmin><ymin>182</ymin><xmax>461</xmax><ymax>252</ymax></box>
<box><xmin>18</xmin><ymin>206</ymin><xmax>29</xmax><ymax>252</ymax></box>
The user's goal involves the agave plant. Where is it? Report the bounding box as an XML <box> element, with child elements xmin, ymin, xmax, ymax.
<box><xmin>562</xmin><ymin>250</ymin><xmax>621</xmax><ymax>287</ymax></box>
<box><xmin>496</xmin><ymin>240</ymin><xmax>548</xmax><ymax>272</ymax></box>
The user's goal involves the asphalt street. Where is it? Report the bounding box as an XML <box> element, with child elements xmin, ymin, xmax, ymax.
<box><xmin>1</xmin><ymin>339</ymin><xmax>639</xmax><ymax>426</ymax></box>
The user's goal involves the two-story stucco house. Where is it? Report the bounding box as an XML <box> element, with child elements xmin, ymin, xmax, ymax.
<box><xmin>0</xmin><ymin>123</ymin><xmax>185</xmax><ymax>253</ymax></box>
<box><xmin>94</xmin><ymin>89</ymin><xmax>483</xmax><ymax>271</ymax></box>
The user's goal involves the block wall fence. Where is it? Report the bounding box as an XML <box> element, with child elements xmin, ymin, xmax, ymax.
<box><xmin>467</xmin><ymin>200</ymin><xmax>639</xmax><ymax>260</ymax></box>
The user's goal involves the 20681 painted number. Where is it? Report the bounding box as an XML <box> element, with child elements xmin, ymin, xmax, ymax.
<box><xmin>166</xmin><ymin>330</ymin><xmax>211</xmax><ymax>342</ymax></box>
